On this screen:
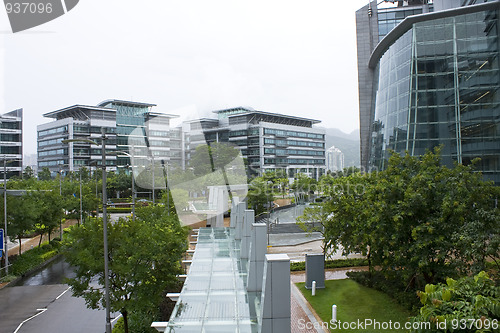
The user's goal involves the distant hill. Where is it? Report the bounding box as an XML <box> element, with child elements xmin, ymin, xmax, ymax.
<box><xmin>321</xmin><ymin>128</ymin><xmax>360</xmax><ymax>168</ymax></box>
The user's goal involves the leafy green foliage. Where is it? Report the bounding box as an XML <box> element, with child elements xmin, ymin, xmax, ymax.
<box><xmin>7</xmin><ymin>240</ymin><xmax>61</xmax><ymax>278</ymax></box>
<box><xmin>290</xmin><ymin>258</ymin><xmax>368</xmax><ymax>272</ymax></box>
<box><xmin>247</xmin><ymin>177</ymin><xmax>274</xmax><ymax>215</ymax></box>
<box><xmin>32</xmin><ymin>190</ymin><xmax>63</xmax><ymax>245</ymax></box>
<box><xmin>6</xmin><ymin>194</ymin><xmax>39</xmax><ymax>255</ymax></box>
<box><xmin>320</xmin><ymin>148</ymin><xmax>499</xmax><ymax>285</ymax></box>
<box><xmin>190</xmin><ymin>142</ymin><xmax>241</xmax><ymax>176</ymax></box>
<box><xmin>411</xmin><ymin>271</ymin><xmax>499</xmax><ymax>332</ymax></box>
<box><xmin>62</xmin><ymin>205</ymin><xmax>189</xmax><ymax>332</ymax></box>
<box><xmin>37</xmin><ymin>167</ymin><xmax>52</xmax><ymax>181</ymax></box>
<box><xmin>22</xmin><ymin>166</ymin><xmax>35</xmax><ymax>179</ymax></box>
<box><xmin>291</xmin><ymin>173</ymin><xmax>317</xmax><ymax>204</ymax></box>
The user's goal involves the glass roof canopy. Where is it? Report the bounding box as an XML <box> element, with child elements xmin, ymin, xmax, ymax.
<box><xmin>166</xmin><ymin>227</ymin><xmax>260</xmax><ymax>333</ymax></box>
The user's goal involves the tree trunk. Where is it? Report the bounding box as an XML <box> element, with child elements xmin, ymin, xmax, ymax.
<box><xmin>122</xmin><ymin>310</ymin><xmax>129</xmax><ymax>333</ymax></box>
<box><xmin>39</xmin><ymin>233</ymin><xmax>43</xmax><ymax>247</ymax></box>
<box><xmin>18</xmin><ymin>235</ymin><xmax>22</xmax><ymax>255</ymax></box>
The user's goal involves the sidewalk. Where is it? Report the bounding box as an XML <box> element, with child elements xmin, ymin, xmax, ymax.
<box><xmin>5</xmin><ymin>219</ymin><xmax>78</xmax><ymax>258</ymax></box>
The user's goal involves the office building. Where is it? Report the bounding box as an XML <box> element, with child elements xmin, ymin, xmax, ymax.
<box><xmin>326</xmin><ymin>145</ymin><xmax>345</xmax><ymax>172</ymax></box>
<box><xmin>357</xmin><ymin>0</ymin><xmax>500</xmax><ymax>184</ymax></box>
<box><xmin>39</xmin><ymin>103</ymin><xmax>326</xmax><ymax>179</ymax></box>
<box><xmin>0</xmin><ymin>109</ymin><xmax>23</xmax><ymax>181</ymax></box>
<box><xmin>184</xmin><ymin>107</ymin><xmax>326</xmax><ymax>179</ymax></box>
<box><xmin>37</xmin><ymin>100</ymin><xmax>181</xmax><ymax>175</ymax></box>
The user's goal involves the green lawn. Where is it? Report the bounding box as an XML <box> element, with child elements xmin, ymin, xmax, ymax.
<box><xmin>297</xmin><ymin>279</ymin><xmax>411</xmax><ymax>332</ymax></box>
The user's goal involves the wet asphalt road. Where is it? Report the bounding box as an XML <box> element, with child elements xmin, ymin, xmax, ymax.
<box><xmin>14</xmin><ymin>256</ymin><xmax>76</xmax><ymax>286</ymax></box>
<box><xmin>0</xmin><ymin>257</ymin><xmax>112</xmax><ymax>333</ymax></box>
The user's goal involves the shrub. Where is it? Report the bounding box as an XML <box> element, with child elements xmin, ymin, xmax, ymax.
<box><xmin>290</xmin><ymin>258</ymin><xmax>368</xmax><ymax>272</ymax></box>
<box><xmin>410</xmin><ymin>271</ymin><xmax>499</xmax><ymax>332</ymax></box>
<box><xmin>9</xmin><ymin>240</ymin><xmax>61</xmax><ymax>277</ymax></box>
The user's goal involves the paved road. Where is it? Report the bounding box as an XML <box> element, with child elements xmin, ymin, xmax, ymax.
<box><xmin>0</xmin><ymin>284</ymin><xmax>110</xmax><ymax>333</ymax></box>
<box><xmin>0</xmin><ymin>256</ymin><xmax>115</xmax><ymax>333</ymax></box>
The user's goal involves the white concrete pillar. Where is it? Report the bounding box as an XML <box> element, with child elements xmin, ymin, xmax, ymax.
<box><xmin>247</xmin><ymin>222</ymin><xmax>267</xmax><ymax>292</ymax></box>
<box><xmin>215</xmin><ymin>188</ymin><xmax>228</xmax><ymax>227</ymax></box>
<box><xmin>230</xmin><ymin>196</ymin><xmax>240</xmax><ymax>228</ymax></box>
<box><xmin>259</xmin><ymin>254</ymin><xmax>291</xmax><ymax>333</ymax></box>
<box><xmin>240</xmin><ymin>209</ymin><xmax>254</xmax><ymax>260</ymax></box>
<box><xmin>234</xmin><ymin>202</ymin><xmax>246</xmax><ymax>240</ymax></box>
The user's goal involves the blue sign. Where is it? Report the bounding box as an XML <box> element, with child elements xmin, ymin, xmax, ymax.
<box><xmin>0</xmin><ymin>229</ymin><xmax>3</xmax><ymax>258</ymax></box>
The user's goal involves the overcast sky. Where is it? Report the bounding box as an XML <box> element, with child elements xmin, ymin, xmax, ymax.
<box><xmin>1</xmin><ymin>0</ymin><xmax>373</xmax><ymax>155</ymax></box>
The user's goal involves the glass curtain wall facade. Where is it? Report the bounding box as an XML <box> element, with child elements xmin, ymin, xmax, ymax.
<box><xmin>370</xmin><ymin>4</ymin><xmax>500</xmax><ymax>184</ymax></box>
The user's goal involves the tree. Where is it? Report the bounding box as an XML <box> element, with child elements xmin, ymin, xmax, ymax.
<box><xmin>38</xmin><ymin>167</ymin><xmax>52</xmax><ymax>181</ymax></box>
<box><xmin>7</xmin><ymin>194</ymin><xmax>39</xmax><ymax>255</ymax></box>
<box><xmin>296</xmin><ymin>205</ymin><xmax>330</xmax><ymax>254</ymax></box>
<box><xmin>107</xmin><ymin>170</ymin><xmax>132</xmax><ymax>199</ymax></box>
<box><xmin>322</xmin><ymin>148</ymin><xmax>500</xmax><ymax>285</ymax></box>
<box><xmin>190</xmin><ymin>142</ymin><xmax>241</xmax><ymax>176</ymax></box>
<box><xmin>247</xmin><ymin>177</ymin><xmax>274</xmax><ymax>215</ymax></box>
<box><xmin>62</xmin><ymin>206</ymin><xmax>189</xmax><ymax>333</ymax></box>
<box><xmin>32</xmin><ymin>190</ymin><xmax>63</xmax><ymax>245</ymax></box>
<box><xmin>22</xmin><ymin>166</ymin><xmax>35</xmax><ymax>179</ymax></box>
<box><xmin>291</xmin><ymin>173</ymin><xmax>317</xmax><ymax>204</ymax></box>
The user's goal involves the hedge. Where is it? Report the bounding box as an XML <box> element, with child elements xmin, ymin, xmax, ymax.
<box><xmin>290</xmin><ymin>258</ymin><xmax>368</xmax><ymax>272</ymax></box>
<box><xmin>3</xmin><ymin>240</ymin><xmax>61</xmax><ymax>280</ymax></box>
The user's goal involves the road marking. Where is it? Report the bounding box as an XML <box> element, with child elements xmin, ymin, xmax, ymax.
<box><xmin>112</xmin><ymin>314</ymin><xmax>123</xmax><ymax>324</ymax></box>
<box><xmin>13</xmin><ymin>308</ymin><xmax>47</xmax><ymax>333</ymax></box>
<box><xmin>56</xmin><ymin>286</ymin><xmax>71</xmax><ymax>300</ymax></box>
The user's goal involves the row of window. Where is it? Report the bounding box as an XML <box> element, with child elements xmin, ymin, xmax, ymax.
<box><xmin>264</xmin><ymin>128</ymin><xmax>324</xmax><ymax>140</ymax></box>
<box><xmin>39</xmin><ymin>160</ymin><xmax>65</xmax><ymax>167</ymax></box>
<box><xmin>264</xmin><ymin>148</ymin><xmax>325</xmax><ymax>156</ymax></box>
<box><xmin>38</xmin><ymin>126</ymin><xmax>68</xmax><ymax>137</ymax></box>
<box><xmin>0</xmin><ymin>147</ymin><xmax>21</xmax><ymax>154</ymax></box>
<box><xmin>0</xmin><ymin>133</ymin><xmax>21</xmax><ymax>142</ymax></box>
<box><xmin>149</xmin><ymin>130</ymin><xmax>170</xmax><ymax>137</ymax></box>
<box><xmin>0</xmin><ymin>122</ymin><xmax>21</xmax><ymax>130</ymax></box>
<box><xmin>72</xmin><ymin>160</ymin><xmax>115</xmax><ymax>166</ymax></box>
<box><xmin>39</xmin><ymin>149</ymin><xmax>66</xmax><ymax>157</ymax></box>
<box><xmin>264</xmin><ymin>158</ymin><xmax>325</xmax><ymax>165</ymax></box>
<box><xmin>39</xmin><ymin>138</ymin><xmax>63</xmax><ymax>147</ymax></box>
<box><xmin>264</xmin><ymin>138</ymin><xmax>324</xmax><ymax>148</ymax></box>
<box><xmin>73</xmin><ymin>126</ymin><xmax>117</xmax><ymax>134</ymax></box>
<box><xmin>229</xmin><ymin>128</ymin><xmax>260</xmax><ymax>137</ymax></box>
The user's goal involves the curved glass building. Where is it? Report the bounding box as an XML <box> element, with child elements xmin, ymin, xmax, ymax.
<box><xmin>357</xmin><ymin>1</ymin><xmax>500</xmax><ymax>184</ymax></box>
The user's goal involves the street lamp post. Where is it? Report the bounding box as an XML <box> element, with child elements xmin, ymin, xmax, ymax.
<box><xmin>90</xmin><ymin>161</ymin><xmax>99</xmax><ymax>217</ymax></box>
<box><xmin>116</xmin><ymin>151</ymin><xmax>135</xmax><ymax>222</ymax></box>
<box><xmin>3</xmin><ymin>159</ymin><xmax>8</xmax><ymax>274</ymax></box>
<box><xmin>100</xmin><ymin>129</ymin><xmax>112</xmax><ymax>333</ymax></box>
<box><xmin>63</xmin><ymin>128</ymin><xmax>112</xmax><ymax>333</ymax></box>
<box><xmin>79</xmin><ymin>169</ymin><xmax>83</xmax><ymax>225</ymax></box>
<box><xmin>59</xmin><ymin>170</ymin><xmax>63</xmax><ymax>239</ymax></box>
<box><xmin>150</xmin><ymin>156</ymin><xmax>155</xmax><ymax>205</ymax></box>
